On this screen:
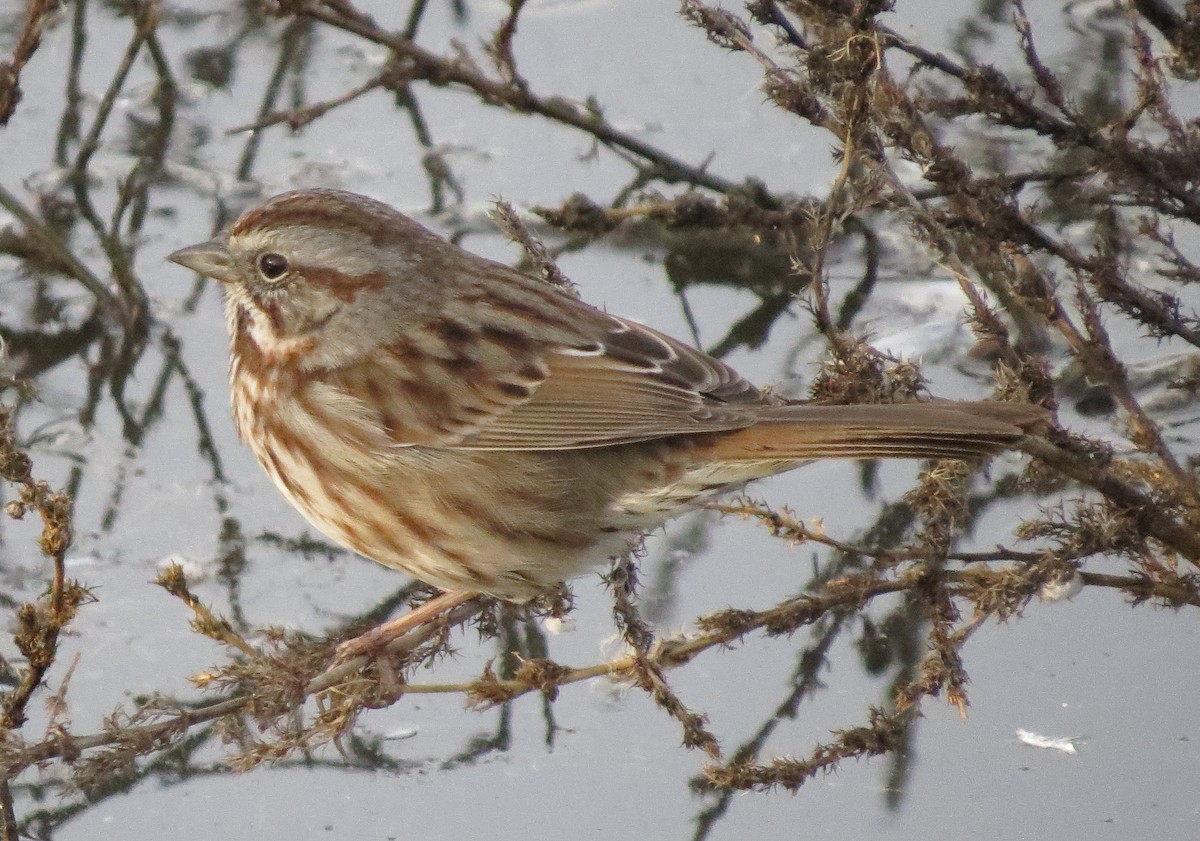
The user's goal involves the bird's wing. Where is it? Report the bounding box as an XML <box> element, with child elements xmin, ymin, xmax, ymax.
<box><xmin>451</xmin><ymin>315</ymin><xmax>770</xmax><ymax>450</ymax></box>
<box><xmin>324</xmin><ymin>258</ymin><xmax>776</xmax><ymax>450</ymax></box>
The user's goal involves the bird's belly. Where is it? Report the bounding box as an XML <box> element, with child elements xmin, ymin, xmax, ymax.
<box><xmin>239</xmin><ymin>405</ymin><xmax>655</xmax><ymax>598</ymax></box>
<box><xmin>236</xmin><ymin>386</ymin><xmax>790</xmax><ymax>600</ymax></box>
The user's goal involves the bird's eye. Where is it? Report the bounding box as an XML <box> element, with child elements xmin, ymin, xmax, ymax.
<box><xmin>257</xmin><ymin>252</ymin><xmax>289</xmax><ymax>280</ymax></box>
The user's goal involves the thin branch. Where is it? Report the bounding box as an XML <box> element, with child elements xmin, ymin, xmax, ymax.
<box><xmin>0</xmin><ymin>0</ymin><xmax>61</xmax><ymax>126</ymax></box>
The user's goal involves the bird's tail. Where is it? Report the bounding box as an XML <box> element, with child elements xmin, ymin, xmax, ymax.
<box><xmin>702</xmin><ymin>401</ymin><xmax>1048</xmax><ymax>462</ymax></box>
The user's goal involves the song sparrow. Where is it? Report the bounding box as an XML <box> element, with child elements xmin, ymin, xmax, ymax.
<box><xmin>169</xmin><ymin>189</ymin><xmax>1043</xmax><ymax>621</ymax></box>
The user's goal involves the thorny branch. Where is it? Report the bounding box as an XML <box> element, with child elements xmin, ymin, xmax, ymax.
<box><xmin>0</xmin><ymin>406</ymin><xmax>88</xmax><ymax>840</ymax></box>
<box><xmin>2</xmin><ymin>552</ymin><xmax>1183</xmax><ymax>785</ymax></box>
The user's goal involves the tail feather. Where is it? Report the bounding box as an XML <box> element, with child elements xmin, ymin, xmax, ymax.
<box><xmin>703</xmin><ymin>401</ymin><xmax>1048</xmax><ymax>462</ymax></box>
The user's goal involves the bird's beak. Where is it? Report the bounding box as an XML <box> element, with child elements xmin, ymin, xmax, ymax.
<box><xmin>167</xmin><ymin>240</ymin><xmax>237</xmax><ymax>284</ymax></box>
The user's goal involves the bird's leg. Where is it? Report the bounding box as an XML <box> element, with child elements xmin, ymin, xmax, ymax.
<box><xmin>335</xmin><ymin>589</ymin><xmax>480</xmax><ymax>661</ymax></box>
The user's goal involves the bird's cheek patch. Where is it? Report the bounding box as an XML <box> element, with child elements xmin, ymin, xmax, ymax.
<box><xmin>298</xmin><ymin>266</ymin><xmax>388</xmax><ymax>303</ymax></box>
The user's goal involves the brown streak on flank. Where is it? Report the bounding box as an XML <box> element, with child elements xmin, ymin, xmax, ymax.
<box><xmin>354</xmin><ymin>490</ymin><xmax>451</xmax><ymax>557</ymax></box>
<box><xmin>351</xmin><ymin>476</ymin><xmax>450</xmax><ymax>548</ymax></box>
<box><xmin>390</xmin><ymin>503</ymin><xmax>450</xmax><ymax>547</ymax></box>
<box><xmin>441</xmin><ymin>492</ymin><xmax>505</xmax><ymax>534</ymax></box>
<box><xmin>357</xmin><ymin>475</ymin><xmax>396</xmax><ymax>513</ymax></box>
<box><xmin>432</xmin><ymin>544</ymin><xmax>492</xmax><ymax>589</ymax></box>
<box><xmin>443</xmin><ymin>491</ymin><xmax>594</xmax><ymax>551</ymax></box>
<box><xmin>301</xmin><ymin>266</ymin><xmax>387</xmax><ymax>303</ymax></box>
<box><xmin>530</xmin><ymin>527</ymin><xmax>594</xmax><ymax>551</ymax></box>
<box><xmin>263</xmin><ymin>447</ymin><xmax>315</xmax><ymax>507</ymax></box>
<box><xmin>339</xmin><ymin>516</ymin><xmax>383</xmax><ymax>559</ymax></box>
<box><xmin>265</xmin><ymin>406</ymin><xmax>324</xmax><ymax>469</ymax></box>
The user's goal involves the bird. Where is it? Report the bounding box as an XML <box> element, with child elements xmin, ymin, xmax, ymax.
<box><xmin>168</xmin><ymin>188</ymin><xmax>1045</xmax><ymax>657</ymax></box>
